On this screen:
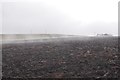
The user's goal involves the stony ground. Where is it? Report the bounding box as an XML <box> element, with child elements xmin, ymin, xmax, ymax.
<box><xmin>2</xmin><ymin>37</ymin><xmax>119</xmax><ymax>78</ymax></box>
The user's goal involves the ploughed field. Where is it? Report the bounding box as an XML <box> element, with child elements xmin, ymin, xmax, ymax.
<box><xmin>2</xmin><ymin>37</ymin><xmax>119</xmax><ymax>78</ymax></box>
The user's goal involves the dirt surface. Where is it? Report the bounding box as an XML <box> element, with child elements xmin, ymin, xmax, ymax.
<box><xmin>2</xmin><ymin>37</ymin><xmax>119</xmax><ymax>78</ymax></box>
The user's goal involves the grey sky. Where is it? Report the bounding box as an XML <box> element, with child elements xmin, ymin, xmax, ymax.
<box><xmin>0</xmin><ymin>0</ymin><xmax>119</xmax><ymax>36</ymax></box>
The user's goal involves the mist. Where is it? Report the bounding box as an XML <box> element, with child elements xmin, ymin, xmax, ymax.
<box><xmin>0</xmin><ymin>0</ymin><xmax>118</xmax><ymax>36</ymax></box>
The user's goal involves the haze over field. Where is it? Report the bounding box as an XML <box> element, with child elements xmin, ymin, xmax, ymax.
<box><xmin>0</xmin><ymin>0</ymin><xmax>119</xmax><ymax>78</ymax></box>
<box><xmin>0</xmin><ymin>34</ymin><xmax>75</xmax><ymax>41</ymax></box>
<box><xmin>0</xmin><ymin>0</ymin><xmax>119</xmax><ymax>36</ymax></box>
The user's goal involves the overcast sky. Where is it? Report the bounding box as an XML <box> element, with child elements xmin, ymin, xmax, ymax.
<box><xmin>0</xmin><ymin>0</ymin><xmax>119</xmax><ymax>35</ymax></box>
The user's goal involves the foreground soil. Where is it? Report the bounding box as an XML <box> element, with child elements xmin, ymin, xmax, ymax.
<box><xmin>2</xmin><ymin>37</ymin><xmax>119</xmax><ymax>78</ymax></box>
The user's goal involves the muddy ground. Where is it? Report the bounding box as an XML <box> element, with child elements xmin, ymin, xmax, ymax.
<box><xmin>2</xmin><ymin>37</ymin><xmax>120</xmax><ymax>78</ymax></box>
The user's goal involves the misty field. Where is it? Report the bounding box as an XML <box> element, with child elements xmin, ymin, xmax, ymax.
<box><xmin>2</xmin><ymin>37</ymin><xmax>119</xmax><ymax>78</ymax></box>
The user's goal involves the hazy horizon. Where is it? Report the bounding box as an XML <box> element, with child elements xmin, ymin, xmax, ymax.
<box><xmin>0</xmin><ymin>0</ymin><xmax>119</xmax><ymax>36</ymax></box>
